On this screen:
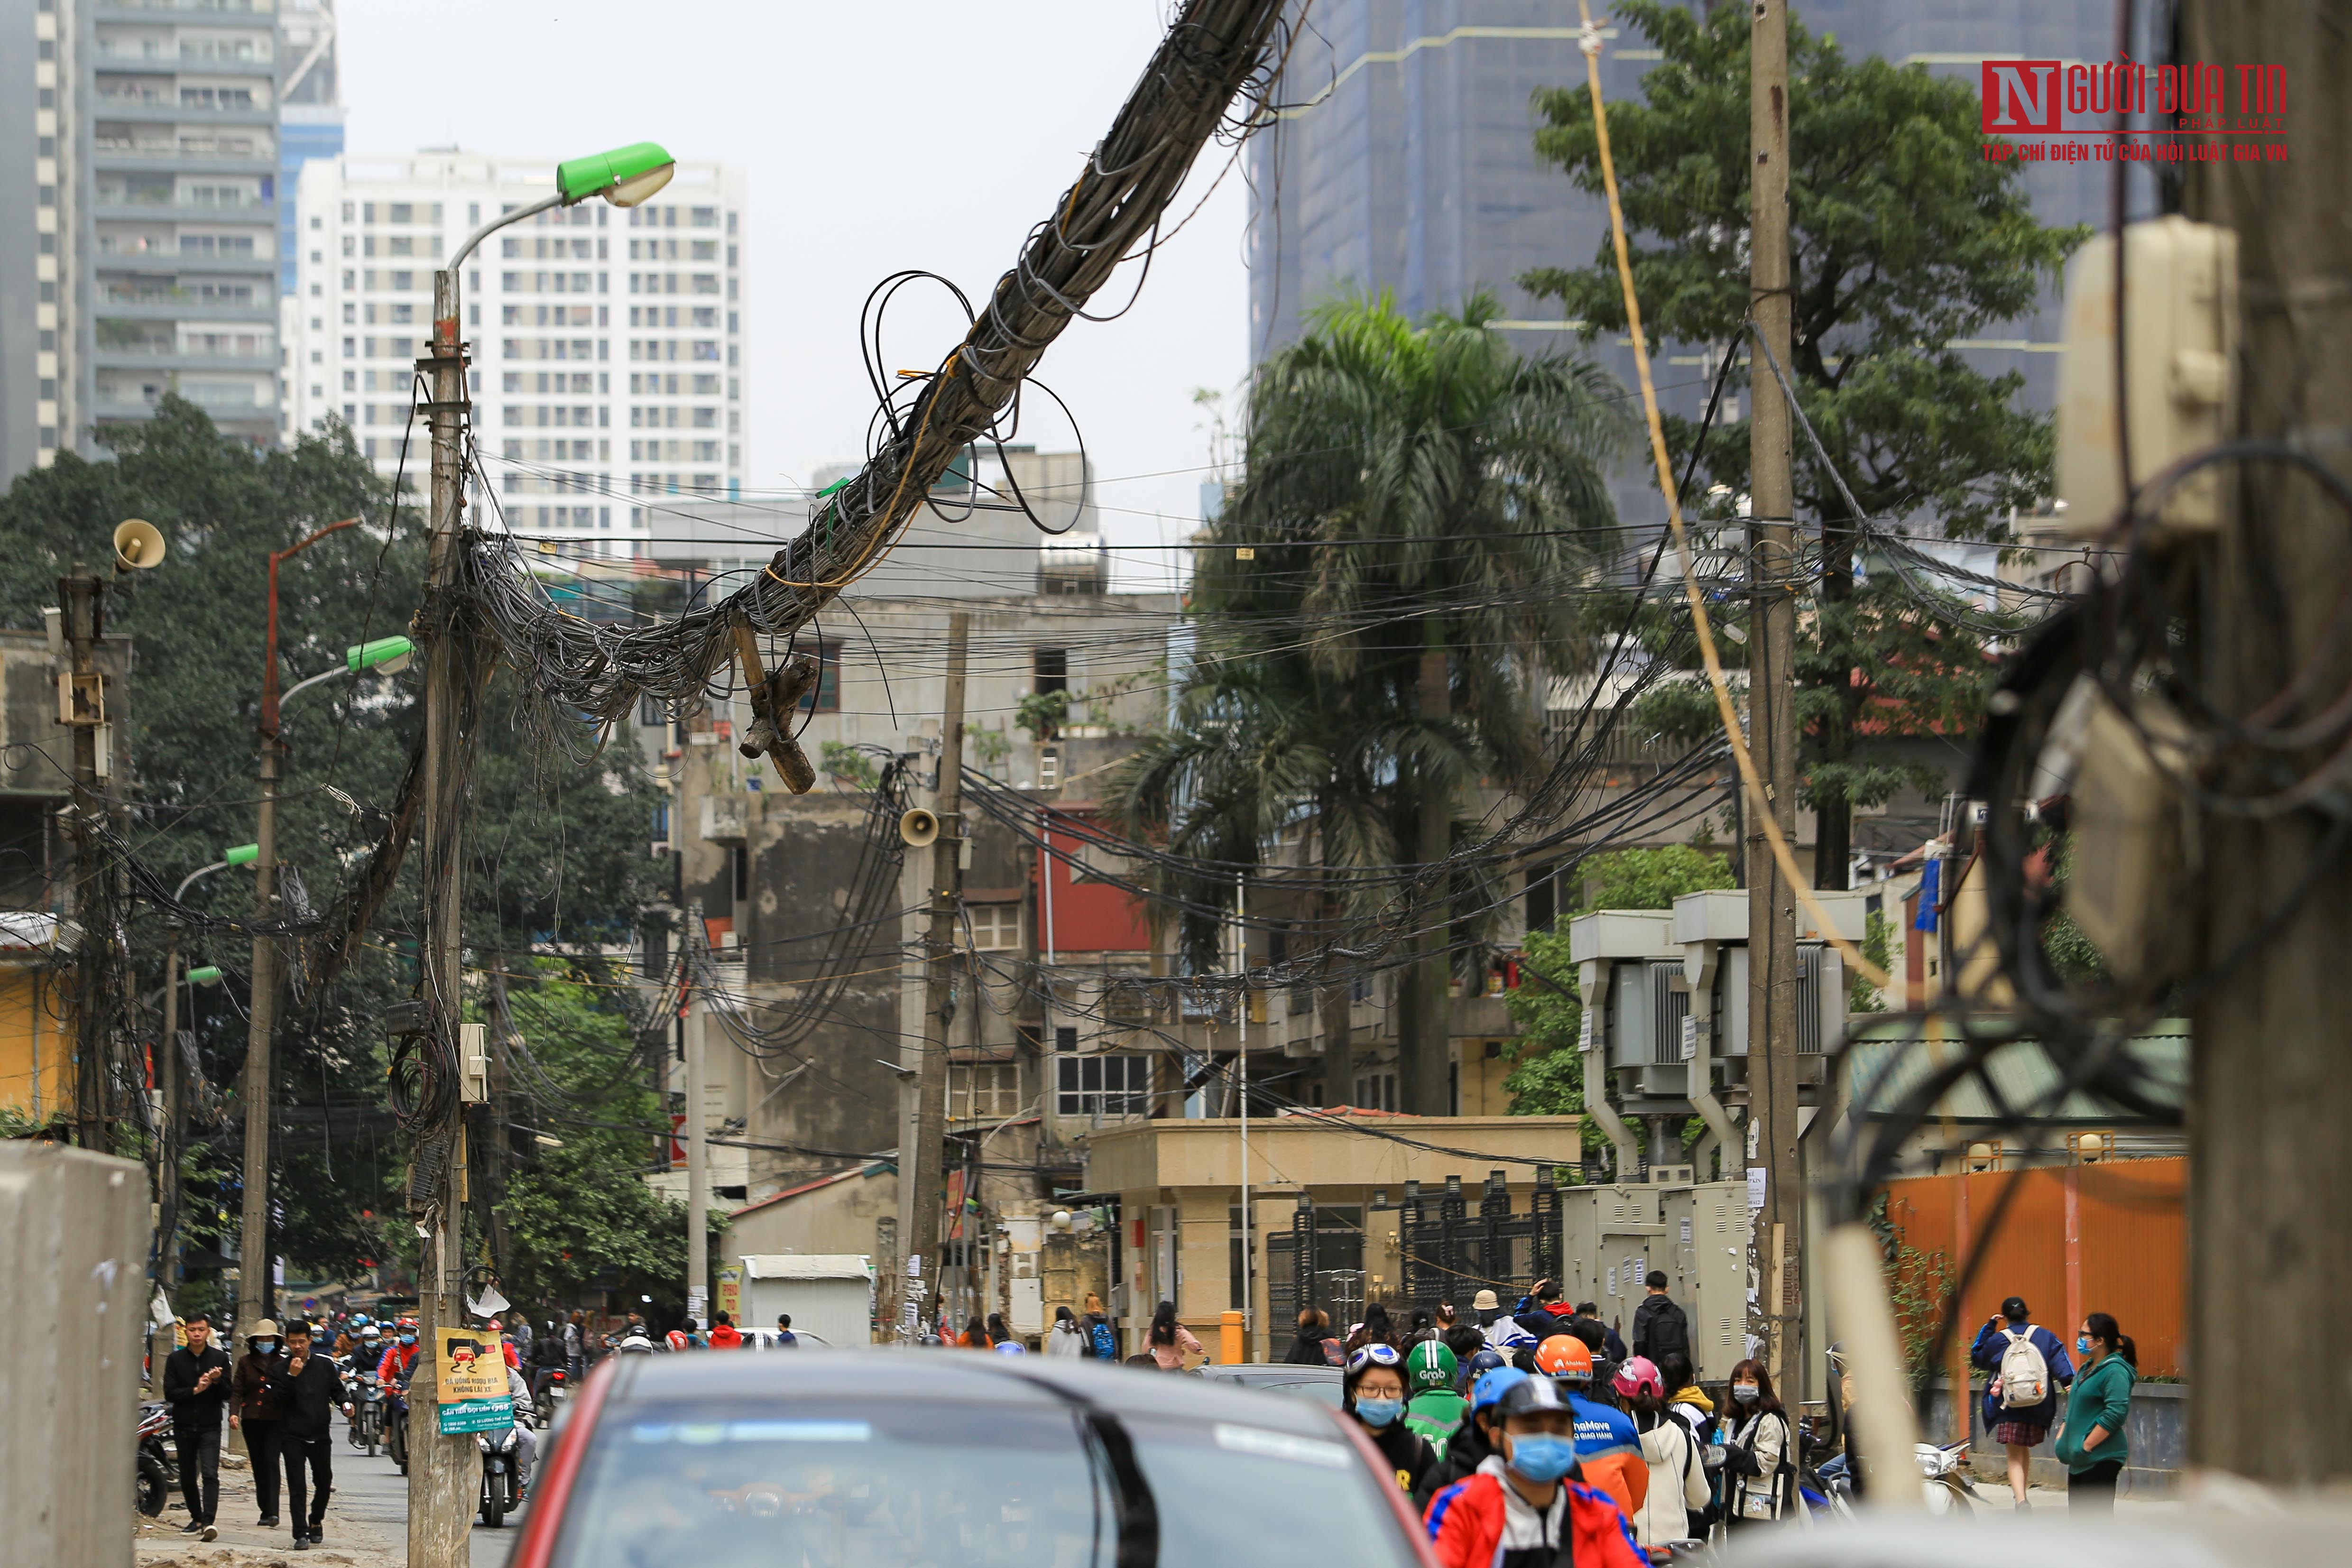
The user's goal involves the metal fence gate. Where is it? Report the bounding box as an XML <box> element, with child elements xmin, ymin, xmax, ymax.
<box><xmin>1392</xmin><ymin>1169</ymin><xmax>1560</xmax><ymax>1315</ymax></box>
<box><xmin>1267</xmin><ymin>1198</ymin><xmax>1365</xmax><ymax>1332</ymax></box>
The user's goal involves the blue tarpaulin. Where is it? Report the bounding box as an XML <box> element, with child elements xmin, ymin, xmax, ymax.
<box><xmin>1913</xmin><ymin>858</ymin><xmax>1942</xmax><ymax>932</ymax></box>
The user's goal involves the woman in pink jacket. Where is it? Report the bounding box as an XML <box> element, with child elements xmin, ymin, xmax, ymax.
<box><xmin>1146</xmin><ymin>1300</ymin><xmax>1203</xmax><ymax>1369</ymax></box>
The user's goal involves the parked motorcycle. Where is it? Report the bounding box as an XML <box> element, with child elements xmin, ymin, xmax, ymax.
<box><xmin>478</xmin><ymin>1423</ymin><xmax>523</xmax><ymax>1528</ymax></box>
<box><xmin>1918</xmin><ymin>1440</ymin><xmax>1988</xmax><ymax>1515</ymax></box>
<box><xmin>136</xmin><ymin>1402</ymin><xmax>174</xmax><ymax>1517</ymax></box>
<box><xmin>349</xmin><ymin>1371</ymin><xmax>385</xmax><ymax>1457</ymax></box>
<box><xmin>534</xmin><ymin>1368</ymin><xmax>569</xmax><ymax>1430</ymax></box>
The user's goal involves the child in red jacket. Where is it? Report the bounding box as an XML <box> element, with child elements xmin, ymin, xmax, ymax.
<box><xmin>1424</xmin><ymin>1375</ymin><xmax>1647</xmax><ymax>1568</ymax></box>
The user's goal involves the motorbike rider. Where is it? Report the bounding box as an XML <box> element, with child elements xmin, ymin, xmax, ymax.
<box><xmin>1344</xmin><ymin>1343</ymin><xmax>1440</xmax><ymax>1510</ymax></box>
<box><xmin>501</xmin><ymin>1361</ymin><xmax>538</xmax><ymax>1495</ymax></box>
<box><xmin>529</xmin><ymin>1319</ymin><xmax>568</xmax><ymax>1408</ymax></box>
<box><xmin>1425</xmin><ymin>1360</ymin><xmax>1518</xmax><ymax>1494</ymax></box>
<box><xmin>1423</xmin><ymin>1374</ymin><xmax>1646</xmax><ymax>1568</ymax></box>
<box><xmin>1473</xmin><ymin>1289</ymin><xmax>1537</xmax><ymax>1357</ymax></box>
<box><xmin>1535</xmin><ymin>1335</ymin><xmax>1648</xmax><ymax>1520</ymax></box>
<box><xmin>376</xmin><ymin>1320</ymin><xmax>421</xmax><ymax>1384</ymax></box>
<box><xmin>1403</xmin><ymin>1341</ymin><xmax>1468</xmax><ymax>1447</ymax></box>
<box><xmin>230</xmin><ymin>1319</ymin><xmax>287</xmax><ymax>1529</ymax></box>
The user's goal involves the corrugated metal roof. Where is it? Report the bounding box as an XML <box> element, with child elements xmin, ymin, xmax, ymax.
<box><xmin>1844</xmin><ymin>1017</ymin><xmax>2188</xmax><ymax>1125</ymax></box>
<box><xmin>740</xmin><ymin>1254</ymin><xmax>874</xmax><ymax>1282</ymax></box>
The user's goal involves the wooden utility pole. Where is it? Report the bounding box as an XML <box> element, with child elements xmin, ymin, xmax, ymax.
<box><xmin>904</xmin><ymin>613</ymin><xmax>969</xmax><ymax>1339</ymax></box>
<box><xmin>234</xmin><ymin>736</ymin><xmax>280</xmax><ymax>1332</ymax></box>
<box><xmin>2180</xmin><ymin>0</ymin><xmax>2352</xmax><ymax>1483</ymax></box>
<box><xmin>1746</xmin><ymin>0</ymin><xmax>1805</xmax><ymax>1395</ymax></box>
<box><xmin>1404</xmin><ymin>631</ymin><xmax>1454</xmax><ymax>1115</ymax></box>
<box><xmin>60</xmin><ymin>570</ymin><xmax>107</xmax><ymax>1151</ymax></box>
<box><xmin>408</xmin><ymin>261</ymin><xmax>476</xmax><ymax>1568</ymax></box>
<box><xmin>684</xmin><ymin>904</ymin><xmax>709</xmax><ymax>1330</ymax></box>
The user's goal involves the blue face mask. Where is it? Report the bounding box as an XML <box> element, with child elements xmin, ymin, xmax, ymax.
<box><xmin>400</xmin><ymin>1334</ymin><xmax>416</xmax><ymax>1347</ymax></box>
<box><xmin>1354</xmin><ymin>1397</ymin><xmax>1405</xmax><ymax>1430</ymax></box>
<box><xmin>254</xmin><ymin>1339</ymin><xmax>279</xmax><ymax>1356</ymax></box>
<box><xmin>1508</xmin><ymin>1434</ymin><xmax>1579</xmax><ymax>1484</ymax></box>
<box><xmin>2076</xmin><ymin>1336</ymin><xmax>2092</xmax><ymax>1356</ymax></box>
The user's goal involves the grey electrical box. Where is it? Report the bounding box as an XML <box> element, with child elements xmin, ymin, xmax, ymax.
<box><xmin>1560</xmin><ymin>1183</ymin><xmax>1666</xmax><ymax>1339</ymax></box>
<box><xmin>1563</xmin><ymin>1177</ymin><xmax>1751</xmax><ymax>1381</ymax></box>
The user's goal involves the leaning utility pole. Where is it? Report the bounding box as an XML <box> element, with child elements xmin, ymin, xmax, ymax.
<box><xmin>904</xmin><ymin>612</ymin><xmax>969</xmax><ymax>1339</ymax></box>
<box><xmin>407</xmin><ymin>261</ymin><xmax>477</xmax><ymax>1568</ymax></box>
<box><xmin>2180</xmin><ymin>0</ymin><xmax>2352</xmax><ymax>1484</ymax></box>
<box><xmin>233</xmin><ymin>729</ymin><xmax>280</xmax><ymax>1333</ymax></box>
<box><xmin>1745</xmin><ymin>0</ymin><xmax>1805</xmax><ymax>1396</ymax></box>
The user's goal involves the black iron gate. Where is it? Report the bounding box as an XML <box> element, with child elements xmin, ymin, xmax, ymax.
<box><xmin>1390</xmin><ymin>1168</ymin><xmax>1559</xmax><ymax>1314</ymax></box>
<box><xmin>1268</xmin><ymin>1194</ymin><xmax>1365</xmax><ymax>1332</ymax></box>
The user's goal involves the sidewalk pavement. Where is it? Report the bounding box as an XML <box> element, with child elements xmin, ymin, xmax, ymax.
<box><xmin>136</xmin><ymin>1444</ymin><xmax>400</xmax><ymax>1568</ymax></box>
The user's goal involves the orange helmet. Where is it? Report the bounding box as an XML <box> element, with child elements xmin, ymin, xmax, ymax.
<box><xmin>1535</xmin><ymin>1334</ymin><xmax>1593</xmax><ymax>1382</ymax></box>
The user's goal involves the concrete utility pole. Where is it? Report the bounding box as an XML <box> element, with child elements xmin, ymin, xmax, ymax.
<box><xmin>905</xmin><ymin>612</ymin><xmax>969</xmax><ymax>1338</ymax></box>
<box><xmin>235</xmin><ymin>741</ymin><xmax>280</xmax><ymax>1330</ymax></box>
<box><xmin>59</xmin><ymin>570</ymin><xmax>107</xmax><ymax>1151</ymax></box>
<box><xmin>407</xmin><ymin>260</ymin><xmax>476</xmax><ymax>1568</ymax></box>
<box><xmin>684</xmin><ymin>906</ymin><xmax>709</xmax><ymax>1329</ymax></box>
<box><xmin>1745</xmin><ymin>0</ymin><xmax>1805</xmax><ymax>1395</ymax></box>
<box><xmin>2180</xmin><ymin>0</ymin><xmax>2352</xmax><ymax>1484</ymax></box>
<box><xmin>1405</xmin><ymin>630</ymin><xmax>1454</xmax><ymax>1115</ymax></box>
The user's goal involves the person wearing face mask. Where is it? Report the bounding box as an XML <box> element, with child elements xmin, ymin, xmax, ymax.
<box><xmin>1424</xmin><ymin>1374</ymin><xmax>1646</xmax><ymax>1568</ymax></box>
<box><xmin>2054</xmin><ymin>1312</ymin><xmax>2137</xmax><ymax>1514</ymax></box>
<box><xmin>1533</xmin><ymin>1335</ymin><xmax>1648</xmax><ymax>1521</ymax></box>
<box><xmin>376</xmin><ymin>1321</ymin><xmax>420</xmax><ymax>1384</ymax></box>
<box><xmin>1472</xmin><ymin>1289</ymin><xmax>1538</xmax><ymax>1356</ymax></box>
<box><xmin>1721</xmin><ymin>1359</ymin><xmax>1792</xmax><ymax>1528</ymax></box>
<box><xmin>1346</xmin><ymin>1344</ymin><xmax>1441</xmax><ymax>1508</ymax></box>
<box><xmin>231</xmin><ymin>1320</ymin><xmax>287</xmax><ymax>1528</ymax></box>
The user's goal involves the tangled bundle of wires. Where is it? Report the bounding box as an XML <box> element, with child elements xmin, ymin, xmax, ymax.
<box><xmin>452</xmin><ymin>0</ymin><xmax>1295</xmax><ymax>736</ymax></box>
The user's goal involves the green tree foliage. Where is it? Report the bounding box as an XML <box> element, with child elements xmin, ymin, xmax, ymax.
<box><xmin>1503</xmin><ymin>848</ymin><xmax>1734</xmax><ymax>1153</ymax></box>
<box><xmin>1107</xmin><ymin>293</ymin><xmax>1628</xmax><ymax>1107</ymax></box>
<box><xmin>0</xmin><ymin>400</ymin><xmax>665</xmax><ymax>1289</ymax></box>
<box><xmin>489</xmin><ymin>963</ymin><xmax>711</xmax><ymax>1316</ymax></box>
<box><xmin>1524</xmin><ymin>2</ymin><xmax>2081</xmax><ymax>884</ymax></box>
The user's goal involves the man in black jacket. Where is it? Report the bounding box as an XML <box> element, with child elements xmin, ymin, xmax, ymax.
<box><xmin>266</xmin><ymin>1320</ymin><xmax>351</xmax><ymax>1549</ymax></box>
<box><xmin>162</xmin><ymin>1313</ymin><xmax>231</xmax><ymax>1539</ymax></box>
<box><xmin>1510</xmin><ymin>1279</ymin><xmax>1575</xmax><ymax>1345</ymax></box>
<box><xmin>1631</xmin><ymin>1272</ymin><xmax>1692</xmax><ymax>1364</ymax></box>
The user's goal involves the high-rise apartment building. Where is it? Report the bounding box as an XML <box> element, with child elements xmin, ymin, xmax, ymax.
<box><xmin>1247</xmin><ymin>2</ymin><xmax>2116</xmax><ymax>432</ymax></box>
<box><xmin>275</xmin><ymin>0</ymin><xmax>341</xmax><ymax>294</ymax></box>
<box><xmin>3</xmin><ymin>0</ymin><xmax>294</xmax><ymax>480</ymax></box>
<box><xmin>282</xmin><ymin>151</ymin><xmax>748</xmax><ymax>555</ymax></box>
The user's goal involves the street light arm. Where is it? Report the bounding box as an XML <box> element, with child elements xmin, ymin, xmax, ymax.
<box><xmin>173</xmin><ymin>860</ymin><xmax>230</xmax><ymax>903</ymax></box>
<box><xmin>447</xmin><ymin>191</ymin><xmax>564</xmax><ymax>278</ymax></box>
<box><xmin>279</xmin><ymin>663</ymin><xmax>355</xmax><ymax>714</ymax></box>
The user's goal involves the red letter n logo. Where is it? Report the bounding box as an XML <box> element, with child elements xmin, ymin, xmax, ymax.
<box><xmin>1982</xmin><ymin>61</ymin><xmax>2062</xmax><ymax>131</ymax></box>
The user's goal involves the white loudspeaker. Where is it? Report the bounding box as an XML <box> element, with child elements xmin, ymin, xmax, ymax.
<box><xmin>899</xmin><ymin>808</ymin><xmax>939</xmax><ymax>849</ymax></box>
<box><xmin>113</xmin><ymin>518</ymin><xmax>167</xmax><ymax>571</ymax></box>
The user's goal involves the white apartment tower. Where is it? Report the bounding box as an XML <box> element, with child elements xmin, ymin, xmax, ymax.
<box><xmin>283</xmin><ymin>151</ymin><xmax>747</xmax><ymax>554</ymax></box>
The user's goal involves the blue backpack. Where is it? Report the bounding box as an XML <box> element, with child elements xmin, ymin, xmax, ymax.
<box><xmin>1089</xmin><ymin>1320</ymin><xmax>1117</xmax><ymax>1360</ymax></box>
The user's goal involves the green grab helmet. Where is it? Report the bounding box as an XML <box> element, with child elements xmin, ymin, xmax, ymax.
<box><xmin>1407</xmin><ymin>1339</ymin><xmax>1458</xmax><ymax>1394</ymax></box>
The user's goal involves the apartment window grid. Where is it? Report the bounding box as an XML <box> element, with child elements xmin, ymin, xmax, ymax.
<box><xmin>293</xmin><ymin>172</ymin><xmax>745</xmax><ymax>523</ymax></box>
<box><xmin>1056</xmin><ymin>1054</ymin><xmax>1149</xmax><ymax>1120</ymax></box>
<box><xmin>950</xmin><ymin>1062</ymin><xmax>1021</xmax><ymax>1123</ymax></box>
<box><xmin>966</xmin><ymin>903</ymin><xmax>1019</xmax><ymax>952</ymax></box>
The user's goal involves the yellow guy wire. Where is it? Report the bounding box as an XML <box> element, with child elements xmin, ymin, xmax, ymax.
<box><xmin>1573</xmin><ymin>4</ymin><xmax>1894</xmax><ymax>996</ymax></box>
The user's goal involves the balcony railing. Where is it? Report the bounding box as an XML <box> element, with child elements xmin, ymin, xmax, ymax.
<box><xmin>95</xmin><ymin>0</ymin><xmax>275</xmax><ymax>12</ymax></box>
<box><xmin>94</xmin><ymin>136</ymin><xmax>273</xmax><ymax>161</ymax></box>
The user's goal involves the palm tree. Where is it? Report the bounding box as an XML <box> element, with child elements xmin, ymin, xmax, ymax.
<box><xmin>1110</xmin><ymin>291</ymin><xmax>1628</xmax><ymax>1112</ymax></box>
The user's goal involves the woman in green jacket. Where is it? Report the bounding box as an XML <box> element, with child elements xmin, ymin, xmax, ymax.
<box><xmin>2055</xmin><ymin>1311</ymin><xmax>2136</xmax><ymax>1513</ymax></box>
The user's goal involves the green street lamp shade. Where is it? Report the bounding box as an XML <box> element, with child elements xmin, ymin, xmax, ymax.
<box><xmin>223</xmin><ymin>844</ymin><xmax>260</xmax><ymax>867</ymax></box>
<box><xmin>348</xmin><ymin>635</ymin><xmax>415</xmax><ymax>674</ymax></box>
<box><xmin>557</xmin><ymin>143</ymin><xmax>675</xmax><ymax>208</ymax></box>
<box><xmin>186</xmin><ymin>966</ymin><xmax>224</xmax><ymax>986</ymax></box>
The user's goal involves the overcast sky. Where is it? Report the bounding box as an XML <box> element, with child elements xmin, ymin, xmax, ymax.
<box><xmin>340</xmin><ymin>1</ymin><xmax>1249</xmax><ymax>587</ymax></box>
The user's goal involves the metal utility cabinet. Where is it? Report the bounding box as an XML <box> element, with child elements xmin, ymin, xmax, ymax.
<box><xmin>738</xmin><ymin>1254</ymin><xmax>876</xmax><ymax>1346</ymax></box>
<box><xmin>1562</xmin><ymin>1175</ymin><xmax>1750</xmax><ymax>1382</ymax></box>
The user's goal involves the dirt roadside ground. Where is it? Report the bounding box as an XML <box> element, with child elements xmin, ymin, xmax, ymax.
<box><xmin>136</xmin><ymin>1447</ymin><xmax>399</xmax><ymax>1568</ymax></box>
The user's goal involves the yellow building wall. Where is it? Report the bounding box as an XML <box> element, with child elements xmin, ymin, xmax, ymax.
<box><xmin>0</xmin><ymin>966</ymin><xmax>68</xmax><ymax>1123</ymax></box>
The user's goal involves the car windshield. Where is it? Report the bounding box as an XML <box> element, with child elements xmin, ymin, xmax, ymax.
<box><xmin>549</xmin><ymin>1396</ymin><xmax>1420</xmax><ymax>1568</ymax></box>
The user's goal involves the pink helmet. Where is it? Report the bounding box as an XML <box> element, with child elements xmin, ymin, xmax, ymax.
<box><xmin>1612</xmin><ymin>1355</ymin><xmax>1663</xmax><ymax>1400</ymax></box>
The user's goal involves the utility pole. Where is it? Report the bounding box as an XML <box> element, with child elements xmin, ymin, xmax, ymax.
<box><xmin>1406</xmin><ymin>627</ymin><xmax>1453</xmax><ymax>1115</ymax></box>
<box><xmin>684</xmin><ymin>906</ymin><xmax>709</xmax><ymax>1330</ymax></box>
<box><xmin>60</xmin><ymin>569</ymin><xmax>107</xmax><ymax>1151</ymax></box>
<box><xmin>407</xmin><ymin>258</ymin><xmax>476</xmax><ymax>1568</ymax></box>
<box><xmin>905</xmin><ymin>612</ymin><xmax>969</xmax><ymax>1340</ymax></box>
<box><xmin>1235</xmin><ymin>867</ymin><xmax>1252</xmax><ymax>1362</ymax></box>
<box><xmin>1745</xmin><ymin>0</ymin><xmax>1805</xmax><ymax>1396</ymax></box>
<box><xmin>2180</xmin><ymin>0</ymin><xmax>2352</xmax><ymax>1484</ymax></box>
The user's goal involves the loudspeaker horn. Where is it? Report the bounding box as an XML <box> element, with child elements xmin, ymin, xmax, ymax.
<box><xmin>899</xmin><ymin>807</ymin><xmax>939</xmax><ymax>849</ymax></box>
<box><xmin>113</xmin><ymin>518</ymin><xmax>167</xmax><ymax>571</ymax></box>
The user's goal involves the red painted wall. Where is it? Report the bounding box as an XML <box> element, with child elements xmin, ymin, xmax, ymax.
<box><xmin>1034</xmin><ymin>808</ymin><xmax>1153</xmax><ymax>955</ymax></box>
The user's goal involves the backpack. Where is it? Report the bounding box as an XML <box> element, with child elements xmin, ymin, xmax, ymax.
<box><xmin>1088</xmin><ymin>1319</ymin><xmax>1116</xmax><ymax>1360</ymax></box>
<box><xmin>1998</xmin><ymin>1327</ymin><xmax>2050</xmax><ymax>1409</ymax></box>
<box><xmin>1319</xmin><ymin>1336</ymin><xmax>1346</xmax><ymax>1368</ymax></box>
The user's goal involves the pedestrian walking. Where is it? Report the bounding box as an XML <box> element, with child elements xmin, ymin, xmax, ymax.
<box><xmin>564</xmin><ymin>1309</ymin><xmax>587</xmax><ymax>1381</ymax></box>
<box><xmin>957</xmin><ymin>1315</ymin><xmax>994</xmax><ymax>1349</ymax></box>
<box><xmin>1720</xmin><ymin>1358</ymin><xmax>1792</xmax><ymax>1529</ymax></box>
<box><xmin>231</xmin><ymin>1319</ymin><xmax>286</xmax><ymax>1528</ymax></box>
<box><xmin>1970</xmin><ymin>1295</ymin><xmax>2076</xmax><ymax>1509</ymax></box>
<box><xmin>770</xmin><ymin>1312</ymin><xmax>799</xmax><ymax>1347</ymax></box>
<box><xmin>1346</xmin><ymin>1301</ymin><xmax>1400</xmax><ymax>1354</ymax></box>
<box><xmin>1146</xmin><ymin>1300</ymin><xmax>1203</xmax><ymax>1369</ymax></box>
<box><xmin>1285</xmin><ymin>1305</ymin><xmax>1342</xmax><ymax>1365</ymax></box>
<box><xmin>1471</xmin><ymin>1288</ymin><xmax>1536</xmax><ymax>1357</ymax></box>
<box><xmin>266</xmin><ymin>1319</ymin><xmax>350</xmax><ymax>1550</ymax></box>
<box><xmin>987</xmin><ymin>1312</ymin><xmax>1014</xmax><ymax>1347</ymax></box>
<box><xmin>1630</xmin><ymin>1273</ymin><xmax>1690</xmax><ymax>1365</ymax></box>
<box><xmin>1080</xmin><ymin>1291</ymin><xmax>1118</xmax><ymax>1361</ymax></box>
<box><xmin>162</xmin><ymin>1312</ymin><xmax>231</xmax><ymax>1540</ymax></box>
<box><xmin>1657</xmin><ymin>1349</ymin><xmax>1714</xmax><ymax>1449</ymax></box>
<box><xmin>1510</xmin><ymin>1280</ymin><xmax>1573</xmax><ymax>1344</ymax></box>
<box><xmin>1615</xmin><ymin>1357</ymin><xmax>1709</xmax><ymax>1549</ymax></box>
<box><xmin>1573</xmin><ymin>1302</ymin><xmax>1628</xmax><ymax>1364</ymax></box>
<box><xmin>1046</xmin><ymin>1305</ymin><xmax>1088</xmax><ymax>1357</ymax></box>
<box><xmin>2056</xmin><ymin>1312</ymin><xmax>2137</xmax><ymax>1515</ymax></box>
